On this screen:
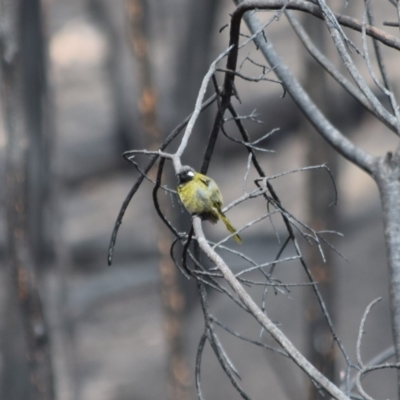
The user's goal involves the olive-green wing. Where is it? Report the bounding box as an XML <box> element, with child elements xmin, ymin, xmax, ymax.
<box><xmin>197</xmin><ymin>173</ymin><xmax>211</xmax><ymax>188</ymax></box>
<box><xmin>197</xmin><ymin>173</ymin><xmax>223</xmax><ymax>208</ymax></box>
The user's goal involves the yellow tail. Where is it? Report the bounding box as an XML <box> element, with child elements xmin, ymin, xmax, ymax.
<box><xmin>218</xmin><ymin>211</ymin><xmax>243</xmax><ymax>244</ymax></box>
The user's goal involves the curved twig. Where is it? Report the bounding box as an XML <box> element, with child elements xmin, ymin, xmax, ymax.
<box><xmin>356</xmin><ymin>362</ymin><xmax>400</xmax><ymax>400</ymax></box>
<box><xmin>356</xmin><ymin>297</ymin><xmax>382</xmax><ymax>368</ymax></box>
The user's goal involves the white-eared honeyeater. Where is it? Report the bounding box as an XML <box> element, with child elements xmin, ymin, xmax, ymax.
<box><xmin>177</xmin><ymin>166</ymin><xmax>242</xmax><ymax>244</ymax></box>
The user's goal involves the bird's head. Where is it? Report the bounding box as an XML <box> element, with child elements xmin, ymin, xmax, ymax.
<box><xmin>177</xmin><ymin>166</ymin><xmax>196</xmax><ymax>184</ymax></box>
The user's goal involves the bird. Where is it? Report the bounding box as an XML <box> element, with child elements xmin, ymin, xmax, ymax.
<box><xmin>176</xmin><ymin>165</ymin><xmax>242</xmax><ymax>244</ymax></box>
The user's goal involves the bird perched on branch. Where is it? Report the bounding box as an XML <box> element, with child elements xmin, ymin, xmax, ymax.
<box><xmin>177</xmin><ymin>166</ymin><xmax>242</xmax><ymax>244</ymax></box>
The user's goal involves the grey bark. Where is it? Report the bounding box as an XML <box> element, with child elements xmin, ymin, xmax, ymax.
<box><xmin>0</xmin><ymin>0</ymin><xmax>55</xmax><ymax>398</ymax></box>
<box><xmin>375</xmin><ymin>152</ymin><xmax>400</xmax><ymax>395</ymax></box>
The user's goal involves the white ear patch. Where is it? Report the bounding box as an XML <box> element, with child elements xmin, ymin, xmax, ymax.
<box><xmin>187</xmin><ymin>171</ymin><xmax>195</xmax><ymax>177</ymax></box>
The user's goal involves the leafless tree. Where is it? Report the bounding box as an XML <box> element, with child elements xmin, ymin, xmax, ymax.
<box><xmin>108</xmin><ymin>1</ymin><xmax>400</xmax><ymax>399</ymax></box>
<box><xmin>0</xmin><ymin>0</ymin><xmax>55</xmax><ymax>399</ymax></box>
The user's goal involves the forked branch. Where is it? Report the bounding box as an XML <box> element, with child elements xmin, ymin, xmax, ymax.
<box><xmin>193</xmin><ymin>217</ymin><xmax>349</xmax><ymax>400</ymax></box>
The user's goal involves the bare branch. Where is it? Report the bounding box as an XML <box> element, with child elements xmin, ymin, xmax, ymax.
<box><xmin>174</xmin><ymin>46</ymin><xmax>233</xmax><ymax>171</ymax></box>
<box><xmin>234</xmin><ymin>1</ymin><xmax>400</xmax><ymax>50</ymax></box>
<box><xmin>233</xmin><ymin>0</ymin><xmax>377</xmax><ymax>174</ymax></box>
<box><xmin>195</xmin><ymin>332</ymin><xmax>207</xmax><ymax>400</ymax></box>
<box><xmin>193</xmin><ymin>217</ymin><xmax>349</xmax><ymax>400</ymax></box>
<box><xmin>361</xmin><ymin>6</ymin><xmax>400</xmax><ymax>134</ymax></box>
<box><xmin>235</xmin><ymin>256</ymin><xmax>301</xmax><ymax>277</ymax></box>
<box><xmin>217</xmin><ymin>67</ymin><xmax>282</xmax><ymax>85</ymax></box>
<box><xmin>286</xmin><ymin>10</ymin><xmax>397</xmax><ymax>134</ymax></box>
<box><xmin>211</xmin><ymin>316</ymin><xmax>288</xmax><ymax>356</ymax></box>
<box><xmin>364</xmin><ymin>1</ymin><xmax>394</xmax><ymax>96</ymax></box>
<box><xmin>313</xmin><ymin>0</ymin><xmax>399</xmax><ymax>132</ymax></box>
<box><xmin>196</xmin><ymin>276</ymin><xmax>253</xmax><ymax>399</ymax></box>
<box><xmin>356</xmin><ymin>297</ymin><xmax>382</xmax><ymax>368</ymax></box>
<box><xmin>107</xmin><ymin>92</ymin><xmax>217</xmax><ymax>265</ymax></box>
<box><xmin>383</xmin><ymin>21</ymin><xmax>400</xmax><ymax>27</ymax></box>
<box><xmin>344</xmin><ymin>346</ymin><xmax>396</xmax><ymax>393</ymax></box>
<box><xmin>397</xmin><ymin>1</ymin><xmax>400</xmax><ymax>35</ymax></box>
<box><xmin>212</xmin><ymin>212</ymin><xmax>276</xmax><ymax>247</ymax></box>
<box><xmin>356</xmin><ymin>362</ymin><xmax>400</xmax><ymax>400</ymax></box>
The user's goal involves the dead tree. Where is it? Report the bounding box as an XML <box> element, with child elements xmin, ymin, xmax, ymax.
<box><xmin>109</xmin><ymin>1</ymin><xmax>400</xmax><ymax>399</ymax></box>
<box><xmin>0</xmin><ymin>0</ymin><xmax>55</xmax><ymax>399</ymax></box>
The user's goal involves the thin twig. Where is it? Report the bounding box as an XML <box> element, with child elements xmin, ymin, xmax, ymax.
<box><xmin>364</xmin><ymin>1</ymin><xmax>393</xmax><ymax>96</ymax></box>
<box><xmin>195</xmin><ymin>332</ymin><xmax>207</xmax><ymax>400</ymax></box>
<box><xmin>211</xmin><ymin>315</ymin><xmax>288</xmax><ymax>356</ymax></box>
<box><xmin>361</xmin><ymin>5</ymin><xmax>400</xmax><ymax>134</ymax></box>
<box><xmin>343</xmin><ymin>346</ymin><xmax>395</xmax><ymax>393</ymax></box>
<box><xmin>107</xmin><ymin>93</ymin><xmax>217</xmax><ymax>265</ymax></box>
<box><xmin>175</xmin><ymin>46</ymin><xmax>233</xmax><ymax>171</ymax></box>
<box><xmin>356</xmin><ymin>362</ymin><xmax>400</xmax><ymax>400</ymax></box>
<box><xmin>235</xmin><ymin>256</ymin><xmax>301</xmax><ymax>277</ymax></box>
<box><xmin>314</xmin><ymin>0</ymin><xmax>399</xmax><ymax>132</ymax></box>
<box><xmin>286</xmin><ymin>10</ymin><xmax>397</xmax><ymax>134</ymax></box>
<box><xmin>356</xmin><ymin>297</ymin><xmax>382</xmax><ymax>368</ymax></box>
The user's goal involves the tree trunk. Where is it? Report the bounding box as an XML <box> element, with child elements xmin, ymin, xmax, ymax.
<box><xmin>375</xmin><ymin>152</ymin><xmax>400</xmax><ymax>398</ymax></box>
<box><xmin>0</xmin><ymin>0</ymin><xmax>55</xmax><ymax>398</ymax></box>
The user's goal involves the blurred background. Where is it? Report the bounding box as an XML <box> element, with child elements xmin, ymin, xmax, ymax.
<box><xmin>0</xmin><ymin>0</ymin><xmax>399</xmax><ymax>399</ymax></box>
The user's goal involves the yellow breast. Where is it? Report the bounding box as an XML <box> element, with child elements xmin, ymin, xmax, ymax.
<box><xmin>178</xmin><ymin>180</ymin><xmax>210</xmax><ymax>214</ymax></box>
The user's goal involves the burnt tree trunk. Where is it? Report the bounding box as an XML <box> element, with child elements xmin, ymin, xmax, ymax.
<box><xmin>0</xmin><ymin>0</ymin><xmax>55</xmax><ymax>399</ymax></box>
